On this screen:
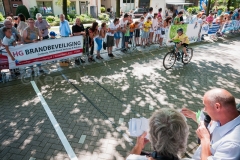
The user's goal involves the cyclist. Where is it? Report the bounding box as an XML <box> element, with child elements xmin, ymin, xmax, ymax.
<box><xmin>170</xmin><ymin>28</ymin><xmax>189</xmax><ymax>60</ymax></box>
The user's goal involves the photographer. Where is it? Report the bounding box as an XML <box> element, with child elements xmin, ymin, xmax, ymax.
<box><xmin>35</xmin><ymin>13</ymin><xmax>51</xmax><ymax>40</ymax></box>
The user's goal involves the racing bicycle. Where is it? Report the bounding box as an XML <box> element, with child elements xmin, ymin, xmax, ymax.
<box><xmin>163</xmin><ymin>40</ymin><xmax>193</xmax><ymax>70</ymax></box>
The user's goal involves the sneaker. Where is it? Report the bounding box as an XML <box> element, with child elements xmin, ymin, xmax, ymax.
<box><xmin>96</xmin><ymin>56</ymin><xmax>103</xmax><ymax>59</ymax></box>
<box><xmin>80</xmin><ymin>58</ymin><xmax>85</xmax><ymax>63</ymax></box>
<box><xmin>75</xmin><ymin>59</ymin><xmax>80</xmax><ymax>65</ymax></box>
<box><xmin>88</xmin><ymin>58</ymin><xmax>92</xmax><ymax>62</ymax></box>
<box><xmin>184</xmin><ymin>55</ymin><xmax>188</xmax><ymax>61</ymax></box>
<box><xmin>14</xmin><ymin>71</ymin><xmax>21</xmax><ymax>76</ymax></box>
<box><xmin>110</xmin><ymin>53</ymin><xmax>115</xmax><ymax>57</ymax></box>
<box><xmin>121</xmin><ymin>49</ymin><xmax>127</xmax><ymax>52</ymax></box>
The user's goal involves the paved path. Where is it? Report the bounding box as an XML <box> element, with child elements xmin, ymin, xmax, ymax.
<box><xmin>0</xmin><ymin>35</ymin><xmax>240</xmax><ymax>160</ymax></box>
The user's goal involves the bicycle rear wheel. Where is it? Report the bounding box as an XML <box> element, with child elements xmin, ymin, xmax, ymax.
<box><xmin>163</xmin><ymin>52</ymin><xmax>176</xmax><ymax>69</ymax></box>
<box><xmin>182</xmin><ymin>48</ymin><xmax>193</xmax><ymax>64</ymax></box>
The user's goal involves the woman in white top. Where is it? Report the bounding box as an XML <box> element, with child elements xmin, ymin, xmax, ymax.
<box><xmin>17</xmin><ymin>13</ymin><xmax>28</xmax><ymax>42</ymax></box>
<box><xmin>149</xmin><ymin>13</ymin><xmax>158</xmax><ymax>44</ymax></box>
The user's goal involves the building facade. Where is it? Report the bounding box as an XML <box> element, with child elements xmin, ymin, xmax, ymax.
<box><xmin>22</xmin><ymin>0</ymin><xmax>101</xmax><ymax>16</ymax></box>
<box><xmin>1</xmin><ymin>0</ymin><xmax>23</xmax><ymax>16</ymax></box>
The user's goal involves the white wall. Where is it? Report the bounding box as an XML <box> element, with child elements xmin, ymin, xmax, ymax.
<box><xmin>150</xmin><ymin>0</ymin><xmax>166</xmax><ymax>14</ymax></box>
<box><xmin>120</xmin><ymin>0</ymin><xmax>134</xmax><ymax>12</ymax></box>
<box><xmin>22</xmin><ymin>0</ymin><xmax>37</xmax><ymax>10</ymax></box>
<box><xmin>165</xmin><ymin>0</ymin><xmax>185</xmax><ymax>2</ymax></box>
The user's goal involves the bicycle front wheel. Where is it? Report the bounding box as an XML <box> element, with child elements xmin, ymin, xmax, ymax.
<box><xmin>182</xmin><ymin>48</ymin><xmax>193</xmax><ymax>64</ymax></box>
<box><xmin>163</xmin><ymin>52</ymin><xmax>176</xmax><ymax>69</ymax></box>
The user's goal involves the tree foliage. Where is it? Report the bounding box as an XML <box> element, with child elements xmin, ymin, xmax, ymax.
<box><xmin>55</xmin><ymin>0</ymin><xmax>71</xmax><ymax>7</ymax></box>
<box><xmin>16</xmin><ymin>5</ymin><xmax>30</xmax><ymax>19</ymax></box>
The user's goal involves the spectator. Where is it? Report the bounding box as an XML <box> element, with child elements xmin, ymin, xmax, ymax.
<box><xmin>197</xmin><ymin>15</ymin><xmax>208</xmax><ymax>41</ymax></box>
<box><xmin>59</xmin><ymin>14</ymin><xmax>71</xmax><ymax>37</ymax></box>
<box><xmin>179</xmin><ymin>9</ymin><xmax>185</xmax><ymax>24</ymax></box>
<box><xmin>108</xmin><ymin>18</ymin><xmax>119</xmax><ymax>57</ymax></box>
<box><xmin>35</xmin><ymin>13</ymin><xmax>51</xmax><ymax>40</ymax></box>
<box><xmin>206</xmin><ymin>12</ymin><xmax>214</xmax><ymax>25</ymax></box>
<box><xmin>181</xmin><ymin>88</ymin><xmax>240</xmax><ymax>160</ymax></box>
<box><xmin>6</xmin><ymin>16</ymin><xmax>13</xmax><ymax>25</ymax></box>
<box><xmin>124</xmin><ymin>22</ymin><xmax>131</xmax><ymax>50</ymax></box>
<box><xmin>229</xmin><ymin>11</ymin><xmax>234</xmax><ymax>20</ymax></box>
<box><xmin>13</xmin><ymin>16</ymin><xmax>18</xmax><ymax>28</ymax></box>
<box><xmin>88</xmin><ymin>22</ymin><xmax>98</xmax><ymax>62</ymax></box>
<box><xmin>156</xmin><ymin>16</ymin><xmax>164</xmax><ymax>47</ymax></box>
<box><xmin>158</xmin><ymin>8</ymin><xmax>162</xmax><ymax>18</ymax></box>
<box><xmin>23</xmin><ymin>18</ymin><xmax>43</xmax><ymax>74</ymax></box>
<box><xmin>138</xmin><ymin>16</ymin><xmax>145</xmax><ymax>46</ymax></box>
<box><xmin>2</xmin><ymin>27</ymin><xmax>16</xmax><ymax>61</ymax></box>
<box><xmin>131</xmin><ymin>21</ymin><xmax>140</xmax><ymax>46</ymax></box>
<box><xmin>150</xmin><ymin>13</ymin><xmax>158</xmax><ymax>44</ymax></box>
<box><xmin>120</xmin><ymin>7</ymin><xmax>123</xmax><ymax>17</ymax></box>
<box><xmin>128</xmin><ymin>14</ymin><xmax>133</xmax><ymax>24</ymax></box>
<box><xmin>95</xmin><ymin>22</ymin><xmax>106</xmax><ymax>60</ymax></box>
<box><xmin>232</xmin><ymin>9</ymin><xmax>240</xmax><ymax>20</ymax></box>
<box><xmin>120</xmin><ymin>14</ymin><xmax>129</xmax><ymax>52</ymax></box>
<box><xmin>17</xmin><ymin>13</ymin><xmax>28</xmax><ymax>42</ymax></box>
<box><xmin>165</xmin><ymin>8</ymin><xmax>169</xmax><ymax>18</ymax></box>
<box><xmin>72</xmin><ymin>18</ymin><xmax>86</xmax><ymax>64</ymax></box>
<box><xmin>113</xmin><ymin>18</ymin><xmax>121</xmax><ymax>49</ymax></box>
<box><xmin>146</xmin><ymin>7</ymin><xmax>153</xmax><ymax>20</ymax></box>
<box><xmin>173</xmin><ymin>11</ymin><xmax>183</xmax><ymax>25</ymax></box>
<box><xmin>143</xmin><ymin>11</ymin><xmax>147</xmax><ymax>22</ymax></box>
<box><xmin>49</xmin><ymin>31</ymin><xmax>57</xmax><ymax>39</ymax></box>
<box><xmin>141</xmin><ymin>17</ymin><xmax>152</xmax><ymax>48</ymax></box>
<box><xmin>0</xmin><ymin>19</ymin><xmax>21</xmax><ymax>41</ymax></box>
<box><xmin>2</xmin><ymin>27</ymin><xmax>20</xmax><ymax>76</ymax></box>
<box><xmin>128</xmin><ymin>108</ymin><xmax>189</xmax><ymax>159</ymax></box>
<box><xmin>165</xmin><ymin>16</ymin><xmax>173</xmax><ymax>28</ymax></box>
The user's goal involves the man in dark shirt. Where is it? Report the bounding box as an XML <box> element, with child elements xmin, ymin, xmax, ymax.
<box><xmin>72</xmin><ymin>18</ymin><xmax>85</xmax><ymax>64</ymax></box>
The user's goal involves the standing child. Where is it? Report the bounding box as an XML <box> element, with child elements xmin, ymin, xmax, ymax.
<box><xmin>129</xmin><ymin>21</ymin><xmax>139</xmax><ymax>46</ymax></box>
<box><xmin>141</xmin><ymin>17</ymin><xmax>152</xmax><ymax>48</ymax></box>
<box><xmin>2</xmin><ymin>27</ymin><xmax>20</xmax><ymax>76</ymax></box>
<box><xmin>138</xmin><ymin>16</ymin><xmax>145</xmax><ymax>46</ymax></box>
<box><xmin>124</xmin><ymin>22</ymin><xmax>131</xmax><ymax>50</ymax></box>
<box><xmin>155</xmin><ymin>17</ymin><xmax>162</xmax><ymax>45</ymax></box>
<box><xmin>149</xmin><ymin>13</ymin><xmax>157</xmax><ymax>44</ymax></box>
<box><xmin>159</xmin><ymin>17</ymin><xmax>165</xmax><ymax>47</ymax></box>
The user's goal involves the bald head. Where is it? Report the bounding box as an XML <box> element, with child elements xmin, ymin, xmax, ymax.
<box><xmin>204</xmin><ymin>88</ymin><xmax>236</xmax><ymax>108</ymax></box>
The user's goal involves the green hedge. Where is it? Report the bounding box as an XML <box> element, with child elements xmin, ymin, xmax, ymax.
<box><xmin>187</xmin><ymin>6</ymin><xmax>200</xmax><ymax>14</ymax></box>
<box><xmin>98</xmin><ymin>13</ymin><xmax>109</xmax><ymax>21</ymax></box>
<box><xmin>0</xmin><ymin>13</ymin><xmax>5</xmax><ymax>22</ymax></box>
<box><xmin>16</xmin><ymin>5</ymin><xmax>30</xmax><ymax>19</ymax></box>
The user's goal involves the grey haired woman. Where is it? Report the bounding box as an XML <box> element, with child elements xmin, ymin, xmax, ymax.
<box><xmin>129</xmin><ymin>108</ymin><xmax>189</xmax><ymax>160</ymax></box>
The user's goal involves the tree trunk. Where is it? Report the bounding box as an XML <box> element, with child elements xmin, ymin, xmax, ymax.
<box><xmin>63</xmin><ymin>0</ymin><xmax>68</xmax><ymax>21</ymax></box>
<box><xmin>227</xmin><ymin>0</ymin><xmax>232</xmax><ymax>11</ymax></box>
<box><xmin>116</xmin><ymin>0</ymin><xmax>120</xmax><ymax>18</ymax></box>
<box><xmin>207</xmin><ymin>0</ymin><xmax>211</xmax><ymax>16</ymax></box>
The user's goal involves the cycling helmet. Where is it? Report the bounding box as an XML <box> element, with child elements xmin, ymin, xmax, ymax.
<box><xmin>177</xmin><ymin>28</ymin><xmax>183</xmax><ymax>33</ymax></box>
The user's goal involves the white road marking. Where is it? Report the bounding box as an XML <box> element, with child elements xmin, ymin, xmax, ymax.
<box><xmin>119</xmin><ymin>118</ymin><xmax>124</xmax><ymax>124</ymax></box>
<box><xmin>78</xmin><ymin>135</ymin><xmax>86</xmax><ymax>144</ymax></box>
<box><xmin>31</xmin><ymin>81</ymin><xmax>78</xmax><ymax>160</ymax></box>
<box><xmin>149</xmin><ymin>106</ymin><xmax>154</xmax><ymax>110</ymax></box>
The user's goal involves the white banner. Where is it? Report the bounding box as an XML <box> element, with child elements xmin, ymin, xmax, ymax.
<box><xmin>2</xmin><ymin>36</ymin><xmax>83</xmax><ymax>69</ymax></box>
<box><xmin>167</xmin><ymin>24</ymin><xmax>201</xmax><ymax>44</ymax></box>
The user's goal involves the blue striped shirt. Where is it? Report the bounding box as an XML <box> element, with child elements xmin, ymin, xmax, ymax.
<box><xmin>59</xmin><ymin>20</ymin><xmax>71</xmax><ymax>37</ymax></box>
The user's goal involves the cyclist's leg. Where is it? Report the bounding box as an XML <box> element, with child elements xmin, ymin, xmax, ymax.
<box><xmin>182</xmin><ymin>43</ymin><xmax>188</xmax><ymax>56</ymax></box>
<box><xmin>175</xmin><ymin>43</ymin><xmax>181</xmax><ymax>52</ymax></box>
